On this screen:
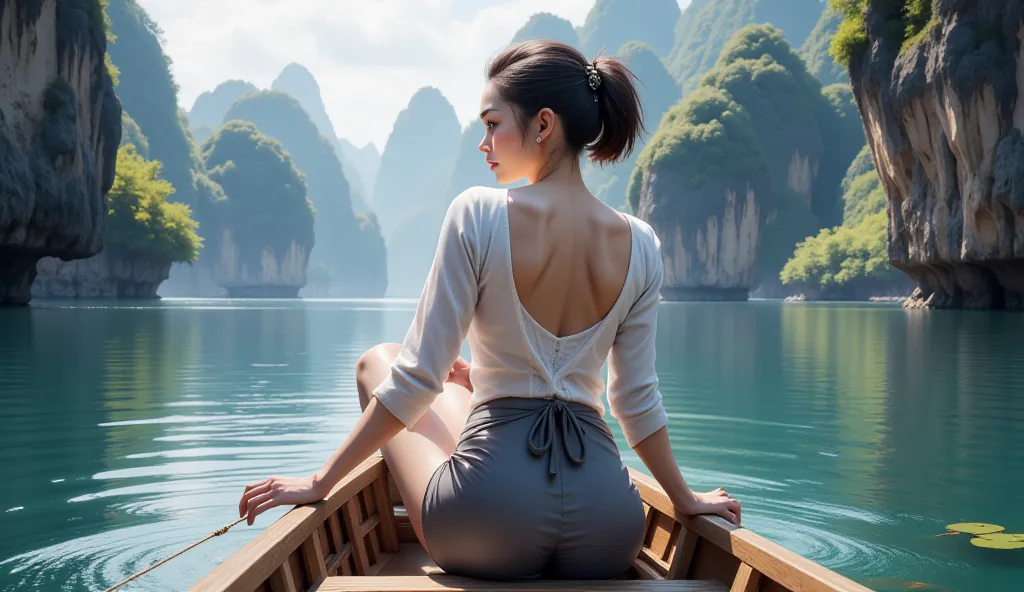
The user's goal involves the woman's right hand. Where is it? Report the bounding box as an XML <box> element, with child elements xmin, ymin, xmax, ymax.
<box><xmin>676</xmin><ymin>488</ymin><xmax>742</xmax><ymax>526</ymax></box>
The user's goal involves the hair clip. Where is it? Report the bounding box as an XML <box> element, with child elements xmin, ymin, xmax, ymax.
<box><xmin>585</xmin><ymin>64</ymin><xmax>602</xmax><ymax>92</ymax></box>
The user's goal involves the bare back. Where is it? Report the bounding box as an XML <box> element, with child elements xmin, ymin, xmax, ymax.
<box><xmin>507</xmin><ymin>187</ymin><xmax>633</xmax><ymax>338</ymax></box>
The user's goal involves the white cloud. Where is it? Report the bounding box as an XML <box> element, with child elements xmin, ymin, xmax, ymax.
<box><xmin>134</xmin><ymin>0</ymin><xmax>605</xmax><ymax>149</ymax></box>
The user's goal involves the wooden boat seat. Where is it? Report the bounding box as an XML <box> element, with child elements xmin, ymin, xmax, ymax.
<box><xmin>310</xmin><ymin>576</ymin><xmax>729</xmax><ymax>591</ymax></box>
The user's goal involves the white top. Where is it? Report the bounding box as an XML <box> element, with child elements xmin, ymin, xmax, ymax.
<box><xmin>373</xmin><ymin>186</ymin><xmax>668</xmax><ymax>447</ymax></box>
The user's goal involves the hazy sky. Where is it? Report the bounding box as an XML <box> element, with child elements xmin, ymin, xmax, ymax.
<box><xmin>135</xmin><ymin>0</ymin><xmax>690</xmax><ymax>150</ymax></box>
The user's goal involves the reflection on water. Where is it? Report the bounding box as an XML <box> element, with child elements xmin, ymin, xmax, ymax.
<box><xmin>1</xmin><ymin>300</ymin><xmax>1023</xmax><ymax>591</ymax></box>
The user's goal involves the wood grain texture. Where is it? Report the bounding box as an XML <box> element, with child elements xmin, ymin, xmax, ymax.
<box><xmin>310</xmin><ymin>576</ymin><xmax>729</xmax><ymax>591</ymax></box>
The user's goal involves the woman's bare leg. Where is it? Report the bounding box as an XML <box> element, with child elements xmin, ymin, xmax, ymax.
<box><xmin>355</xmin><ymin>343</ymin><xmax>473</xmax><ymax>550</ymax></box>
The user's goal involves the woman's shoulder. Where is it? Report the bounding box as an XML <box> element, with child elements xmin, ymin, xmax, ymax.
<box><xmin>622</xmin><ymin>212</ymin><xmax>661</xmax><ymax>254</ymax></box>
<box><xmin>446</xmin><ymin>186</ymin><xmax>507</xmax><ymax>226</ymax></box>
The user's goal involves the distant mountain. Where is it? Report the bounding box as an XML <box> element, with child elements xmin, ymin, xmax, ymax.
<box><xmin>224</xmin><ymin>91</ymin><xmax>387</xmax><ymax>296</ymax></box>
<box><xmin>188</xmin><ymin>80</ymin><xmax>258</xmax><ymax>130</ymax></box>
<box><xmin>510</xmin><ymin>13</ymin><xmax>579</xmax><ymax>47</ymax></box>
<box><xmin>667</xmin><ymin>0</ymin><xmax>826</xmax><ymax>94</ymax></box>
<box><xmin>337</xmin><ymin>137</ymin><xmax>380</xmax><ymax>207</ymax></box>
<box><xmin>271</xmin><ymin>63</ymin><xmax>369</xmax><ymax>211</ymax></box>
<box><xmin>578</xmin><ymin>0</ymin><xmax>680</xmax><ymax>57</ymax></box>
<box><xmin>374</xmin><ymin>87</ymin><xmax>461</xmax><ymax>296</ymax></box>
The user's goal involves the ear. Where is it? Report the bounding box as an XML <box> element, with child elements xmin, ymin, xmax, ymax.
<box><xmin>535</xmin><ymin>108</ymin><xmax>556</xmax><ymax>142</ymax></box>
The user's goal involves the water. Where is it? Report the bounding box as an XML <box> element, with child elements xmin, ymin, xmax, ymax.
<box><xmin>1</xmin><ymin>299</ymin><xmax>1022</xmax><ymax>591</ymax></box>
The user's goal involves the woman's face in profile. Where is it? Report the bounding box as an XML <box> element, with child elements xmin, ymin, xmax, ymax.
<box><xmin>478</xmin><ymin>83</ymin><xmax>537</xmax><ymax>185</ymax></box>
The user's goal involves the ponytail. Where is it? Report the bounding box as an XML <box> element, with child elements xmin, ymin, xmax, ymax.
<box><xmin>588</xmin><ymin>56</ymin><xmax>645</xmax><ymax>164</ymax></box>
<box><xmin>487</xmin><ymin>41</ymin><xmax>645</xmax><ymax>166</ymax></box>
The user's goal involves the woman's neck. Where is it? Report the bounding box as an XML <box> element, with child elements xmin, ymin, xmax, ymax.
<box><xmin>529</xmin><ymin>152</ymin><xmax>587</xmax><ymax>192</ymax></box>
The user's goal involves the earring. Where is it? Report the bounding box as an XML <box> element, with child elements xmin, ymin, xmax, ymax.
<box><xmin>536</xmin><ymin>136</ymin><xmax>542</xmax><ymax>143</ymax></box>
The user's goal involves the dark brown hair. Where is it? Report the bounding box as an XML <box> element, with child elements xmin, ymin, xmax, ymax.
<box><xmin>486</xmin><ymin>40</ymin><xmax>644</xmax><ymax>165</ymax></box>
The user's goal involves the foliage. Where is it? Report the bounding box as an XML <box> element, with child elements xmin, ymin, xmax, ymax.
<box><xmin>840</xmin><ymin>145</ymin><xmax>886</xmax><ymax>225</ymax></box>
<box><xmin>780</xmin><ymin>144</ymin><xmax>902</xmax><ymax>296</ymax></box>
<box><xmin>829</xmin><ymin>0</ymin><xmax>936</xmax><ymax>66</ymax></box>
<box><xmin>628</xmin><ymin>86</ymin><xmax>768</xmax><ymax>211</ymax></box>
<box><xmin>120</xmin><ymin>111</ymin><xmax>149</xmax><ymax>158</ymax></box>
<box><xmin>800</xmin><ymin>7</ymin><xmax>847</xmax><ymax>85</ymax></box>
<box><xmin>106</xmin><ymin>0</ymin><xmax>222</xmax><ymax>216</ymax></box>
<box><xmin>201</xmin><ymin>121</ymin><xmax>314</xmax><ymax>265</ymax></box>
<box><xmin>223</xmin><ymin>90</ymin><xmax>380</xmax><ymax>290</ymax></box>
<box><xmin>577</xmin><ymin>0</ymin><xmax>680</xmax><ymax>57</ymax></box>
<box><xmin>106</xmin><ymin>144</ymin><xmax>201</xmax><ymax>263</ymax></box>
<box><xmin>510</xmin><ymin>13</ymin><xmax>579</xmax><ymax>47</ymax></box>
<box><xmin>667</xmin><ymin>0</ymin><xmax>826</xmax><ymax>93</ymax></box>
<box><xmin>780</xmin><ymin>210</ymin><xmax>889</xmax><ymax>289</ymax></box>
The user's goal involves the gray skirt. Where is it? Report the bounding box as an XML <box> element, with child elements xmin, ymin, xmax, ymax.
<box><xmin>421</xmin><ymin>397</ymin><xmax>646</xmax><ymax>580</ymax></box>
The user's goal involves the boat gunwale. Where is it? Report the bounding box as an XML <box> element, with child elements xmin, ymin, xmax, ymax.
<box><xmin>192</xmin><ymin>455</ymin><xmax>873</xmax><ymax>592</ymax></box>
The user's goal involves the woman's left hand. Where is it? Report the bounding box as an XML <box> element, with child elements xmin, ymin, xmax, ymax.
<box><xmin>238</xmin><ymin>474</ymin><xmax>324</xmax><ymax>525</ymax></box>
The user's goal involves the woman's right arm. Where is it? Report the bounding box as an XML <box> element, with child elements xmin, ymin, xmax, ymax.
<box><xmin>607</xmin><ymin>234</ymin><xmax>741</xmax><ymax>526</ymax></box>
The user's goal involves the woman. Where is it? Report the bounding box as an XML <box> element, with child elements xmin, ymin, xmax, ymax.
<box><xmin>238</xmin><ymin>40</ymin><xmax>741</xmax><ymax>580</ymax></box>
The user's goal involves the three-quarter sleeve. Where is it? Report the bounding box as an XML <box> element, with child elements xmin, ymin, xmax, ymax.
<box><xmin>607</xmin><ymin>236</ymin><xmax>668</xmax><ymax>447</ymax></box>
<box><xmin>372</xmin><ymin>193</ymin><xmax>481</xmax><ymax>427</ymax></box>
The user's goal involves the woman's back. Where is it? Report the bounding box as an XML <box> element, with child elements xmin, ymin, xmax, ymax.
<box><xmin>508</xmin><ymin>184</ymin><xmax>633</xmax><ymax>339</ymax></box>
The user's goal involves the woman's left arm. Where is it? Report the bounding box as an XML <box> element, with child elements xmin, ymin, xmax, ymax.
<box><xmin>238</xmin><ymin>193</ymin><xmax>482</xmax><ymax>524</ymax></box>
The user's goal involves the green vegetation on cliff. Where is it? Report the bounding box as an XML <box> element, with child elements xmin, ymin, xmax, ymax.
<box><xmin>223</xmin><ymin>90</ymin><xmax>386</xmax><ymax>295</ymax></box>
<box><xmin>781</xmin><ymin>145</ymin><xmax>909</xmax><ymax>298</ymax></box>
<box><xmin>800</xmin><ymin>7</ymin><xmax>847</xmax><ymax>85</ymax></box>
<box><xmin>120</xmin><ymin>111</ymin><xmax>149</xmax><ymax>158</ymax></box>
<box><xmin>578</xmin><ymin>0</ymin><xmax>680</xmax><ymax>57</ymax></box>
<box><xmin>510</xmin><ymin>13</ymin><xmax>579</xmax><ymax>47</ymax></box>
<box><xmin>106</xmin><ymin>144</ymin><xmax>201</xmax><ymax>263</ymax></box>
<box><xmin>780</xmin><ymin>210</ymin><xmax>892</xmax><ymax>297</ymax></box>
<box><xmin>628</xmin><ymin>86</ymin><xmax>768</xmax><ymax>212</ymax></box>
<box><xmin>699</xmin><ymin>25</ymin><xmax>857</xmax><ymax>269</ymax></box>
<box><xmin>201</xmin><ymin>121</ymin><xmax>314</xmax><ymax>266</ymax></box>
<box><xmin>668</xmin><ymin>0</ymin><xmax>826</xmax><ymax>93</ymax></box>
<box><xmin>106</xmin><ymin>0</ymin><xmax>222</xmax><ymax>214</ymax></box>
<box><xmin>829</xmin><ymin>0</ymin><xmax>936</xmax><ymax>66</ymax></box>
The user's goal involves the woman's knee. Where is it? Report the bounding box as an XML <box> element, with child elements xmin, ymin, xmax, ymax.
<box><xmin>355</xmin><ymin>343</ymin><xmax>401</xmax><ymax>409</ymax></box>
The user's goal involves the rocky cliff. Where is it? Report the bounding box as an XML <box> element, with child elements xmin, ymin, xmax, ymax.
<box><xmin>0</xmin><ymin>0</ymin><xmax>122</xmax><ymax>305</ymax></box>
<box><xmin>202</xmin><ymin>121</ymin><xmax>314</xmax><ymax>297</ymax></box>
<box><xmin>842</xmin><ymin>0</ymin><xmax>1024</xmax><ymax>308</ymax></box>
<box><xmin>224</xmin><ymin>90</ymin><xmax>387</xmax><ymax>297</ymax></box>
<box><xmin>32</xmin><ymin>250</ymin><xmax>170</xmax><ymax>298</ymax></box>
<box><xmin>629</xmin><ymin>88</ymin><xmax>768</xmax><ymax>300</ymax></box>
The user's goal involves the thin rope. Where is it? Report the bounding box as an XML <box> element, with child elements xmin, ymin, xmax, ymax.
<box><xmin>103</xmin><ymin>517</ymin><xmax>247</xmax><ymax>592</ymax></box>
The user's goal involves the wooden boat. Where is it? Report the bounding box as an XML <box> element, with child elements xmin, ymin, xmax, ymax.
<box><xmin>193</xmin><ymin>455</ymin><xmax>872</xmax><ymax>592</ymax></box>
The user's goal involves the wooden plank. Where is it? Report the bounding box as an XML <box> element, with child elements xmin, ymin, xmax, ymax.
<box><xmin>632</xmin><ymin>555</ymin><xmax>663</xmax><ymax>580</ymax></box>
<box><xmin>395</xmin><ymin>511</ymin><xmax>418</xmax><ymax>543</ymax></box>
<box><xmin>628</xmin><ymin>469</ymin><xmax>873</xmax><ymax>592</ymax></box>
<box><xmin>373</xmin><ymin>475</ymin><xmax>401</xmax><ymax>552</ymax></box>
<box><xmin>268</xmin><ymin>559</ymin><xmax>297</xmax><ymax>592</ymax></box>
<box><xmin>310</xmin><ymin>576</ymin><xmax>729</xmax><ymax>591</ymax></box>
<box><xmin>327</xmin><ymin>513</ymin><xmax>344</xmax><ymax>553</ymax></box>
<box><xmin>667</xmin><ymin>528</ymin><xmax>700</xmax><ymax>579</ymax></box>
<box><xmin>638</xmin><ymin>547</ymin><xmax>670</xmax><ymax>576</ymax></box>
<box><xmin>343</xmin><ymin>498</ymin><xmax>372</xmax><ymax>575</ymax></box>
<box><xmin>731</xmin><ymin>564</ymin><xmax>762</xmax><ymax>592</ymax></box>
<box><xmin>360</xmin><ymin>515</ymin><xmax>382</xmax><ymax>537</ymax></box>
<box><xmin>301</xmin><ymin>528</ymin><xmax>328</xmax><ymax>583</ymax></box>
<box><xmin>193</xmin><ymin>455</ymin><xmax>386</xmax><ymax>592</ymax></box>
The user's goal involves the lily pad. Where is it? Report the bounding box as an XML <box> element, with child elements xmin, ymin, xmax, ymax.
<box><xmin>977</xmin><ymin>533</ymin><xmax>1024</xmax><ymax>543</ymax></box>
<box><xmin>970</xmin><ymin>537</ymin><xmax>1024</xmax><ymax>550</ymax></box>
<box><xmin>946</xmin><ymin>523</ymin><xmax>1004</xmax><ymax>535</ymax></box>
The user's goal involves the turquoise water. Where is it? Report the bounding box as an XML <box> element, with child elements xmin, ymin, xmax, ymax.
<box><xmin>1</xmin><ymin>299</ymin><xmax>1022</xmax><ymax>591</ymax></box>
